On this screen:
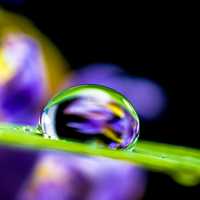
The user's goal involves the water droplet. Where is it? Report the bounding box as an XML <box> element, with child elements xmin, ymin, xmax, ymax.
<box><xmin>171</xmin><ymin>171</ymin><xmax>200</xmax><ymax>186</ymax></box>
<box><xmin>35</xmin><ymin>125</ymin><xmax>44</xmax><ymax>136</ymax></box>
<box><xmin>160</xmin><ymin>154</ymin><xmax>167</xmax><ymax>159</ymax></box>
<box><xmin>40</xmin><ymin>85</ymin><xmax>140</xmax><ymax>149</ymax></box>
<box><xmin>22</xmin><ymin>127</ymin><xmax>32</xmax><ymax>133</ymax></box>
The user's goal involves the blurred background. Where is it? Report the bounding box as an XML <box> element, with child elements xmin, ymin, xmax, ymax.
<box><xmin>0</xmin><ymin>1</ymin><xmax>199</xmax><ymax>200</ymax></box>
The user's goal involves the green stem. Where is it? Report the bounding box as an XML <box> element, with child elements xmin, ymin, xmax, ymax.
<box><xmin>0</xmin><ymin>124</ymin><xmax>200</xmax><ymax>186</ymax></box>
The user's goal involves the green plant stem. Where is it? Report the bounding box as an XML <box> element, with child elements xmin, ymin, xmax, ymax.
<box><xmin>0</xmin><ymin>124</ymin><xmax>200</xmax><ymax>186</ymax></box>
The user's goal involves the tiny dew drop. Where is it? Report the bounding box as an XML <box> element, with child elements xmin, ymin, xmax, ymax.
<box><xmin>22</xmin><ymin>127</ymin><xmax>32</xmax><ymax>133</ymax></box>
<box><xmin>40</xmin><ymin>85</ymin><xmax>140</xmax><ymax>149</ymax></box>
<box><xmin>21</xmin><ymin>126</ymin><xmax>42</xmax><ymax>135</ymax></box>
<box><xmin>35</xmin><ymin>125</ymin><xmax>44</xmax><ymax>136</ymax></box>
<box><xmin>160</xmin><ymin>154</ymin><xmax>167</xmax><ymax>159</ymax></box>
<box><xmin>171</xmin><ymin>171</ymin><xmax>200</xmax><ymax>186</ymax></box>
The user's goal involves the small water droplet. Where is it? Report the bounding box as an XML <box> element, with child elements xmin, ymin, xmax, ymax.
<box><xmin>35</xmin><ymin>125</ymin><xmax>44</xmax><ymax>136</ymax></box>
<box><xmin>160</xmin><ymin>154</ymin><xmax>167</xmax><ymax>159</ymax></box>
<box><xmin>22</xmin><ymin>127</ymin><xmax>32</xmax><ymax>133</ymax></box>
<box><xmin>171</xmin><ymin>171</ymin><xmax>200</xmax><ymax>186</ymax></box>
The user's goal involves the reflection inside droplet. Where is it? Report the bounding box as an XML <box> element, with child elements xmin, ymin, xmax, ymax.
<box><xmin>40</xmin><ymin>85</ymin><xmax>140</xmax><ymax>149</ymax></box>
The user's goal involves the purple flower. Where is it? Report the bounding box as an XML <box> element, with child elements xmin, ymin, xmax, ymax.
<box><xmin>0</xmin><ymin>146</ymin><xmax>38</xmax><ymax>200</ymax></box>
<box><xmin>0</xmin><ymin>33</ymin><xmax>48</xmax><ymax>125</ymax></box>
<box><xmin>0</xmin><ymin>0</ymin><xmax>25</xmax><ymax>4</ymax></box>
<box><xmin>18</xmin><ymin>152</ymin><xmax>146</xmax><ymax>200</ymax></box>
<box><xmin>68</xmin><ymin>64</ymin><xmax>166</xmax><ymax>120</ymax></box>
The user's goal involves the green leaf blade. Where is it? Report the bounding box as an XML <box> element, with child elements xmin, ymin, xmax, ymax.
<box><xmin>0</xmin><ymin>124</ymin><xmax>200</xmax><ymax>186</ymax></box>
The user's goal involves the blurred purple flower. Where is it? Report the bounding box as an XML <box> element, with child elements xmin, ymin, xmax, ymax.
<box><xmin>69</xmin><ymin>64</ymin><xmax>166</xmax><ymax>120</ymax></box>
<box><xmin>0</xmin><ymin>0</ymin><xmax>25</xmax><ymax>5</ymax></box>
<box><xmin>0</xmin><ymin>33</ymin><xmax>47</xmax><ymax>125</ymax></box>
<box><xmin>0</xmin><ymin>147</ymin><xmax>38</xmax><ymax>200</ymax></box>
<box><xmin>18</xmin><ymin>152</ymin><xmax>146</xmax><ymax>200</ymax></box>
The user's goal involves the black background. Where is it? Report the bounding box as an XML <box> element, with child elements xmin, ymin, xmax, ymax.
<box><xmin>1</xmin><ymin>1</ymin><xmax>199</xmax><ymax>199</ymax></box>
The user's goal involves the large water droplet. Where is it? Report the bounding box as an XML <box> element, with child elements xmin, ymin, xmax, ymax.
<box><xmin>40</xmin><ymin>85</ymin><xmax>140</xmax><ymax>149</ymax></box>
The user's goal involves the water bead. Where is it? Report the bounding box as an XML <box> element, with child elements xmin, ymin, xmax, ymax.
<box><xmin>40</xmin><ymin>85</ymin><xmax>140</xmax><ymax>149</ymax></box>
